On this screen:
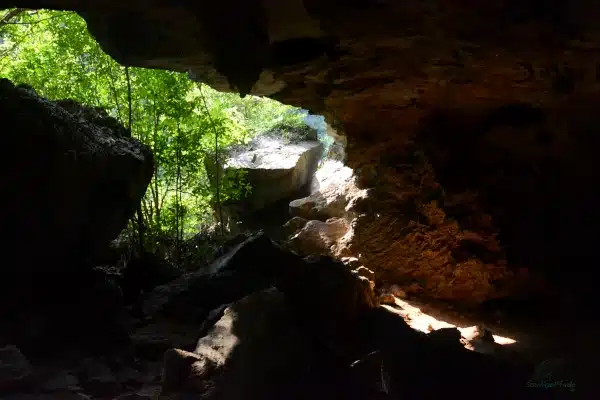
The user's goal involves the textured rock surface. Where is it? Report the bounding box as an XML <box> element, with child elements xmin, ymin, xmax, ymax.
<box><xmin>286</xmin><ymin>161</ymin><xmax>367</xmax><ymax>259</ymax></box>
<box><xmin>0</xmin><ymin>350</ymin><xmax>164</xmax><ymax>399</ymax></box>
<box><xmin>0</xmin><ymin>79</ymin><xmax>153</xmax><ymax>355</ymax></box>
<box><xmin>291</xmin><ymin>160</ymin><xmax>363</xmax><ymax>221</ymax></box>
<box><xmin>1</xmin><ymin>78</ymin><xmax>153</xmax><ymax>280</ymax></box>
<box><xmin>0</xmin><ymin>346</ymin><xmax>33</xmax><ymax>391</ymax></box>
<box><xmin>223</xmin><ymin>139</ymin><xmax>323</xmax><ymax>212</ymax></box>
<box><xmin>158</xmin><ymin>257</ymin><xmax>537</xmax><ymax>399</ymax></box>
<box><xmin>205</xmin><ymin>132</ymin><xmax>323</xmax><ymax>233</ymax></box>
<box><xmin>142</xmin><ymin>232</ymin><xmax>297</xmax><ymax>321</ymax></box>
<box><xmin>287</xmin><ymin>218</ymin><xmax>350</xmax><ymax>257</ymax></box>
<box><xmin>6</xmin><ymin>0</ymin><xmax>600</xmax><ymax>305</ymax></box>
<box><xmin>161</xmin><ymin>289</ymin><xmax>318</xmax><ymax>399</ymax></box>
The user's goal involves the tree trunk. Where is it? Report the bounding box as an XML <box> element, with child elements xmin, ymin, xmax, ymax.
<box><xmin>125</xmin><ymin>65</ymin><xmax>145</xmax><ymax>254</ymax></box>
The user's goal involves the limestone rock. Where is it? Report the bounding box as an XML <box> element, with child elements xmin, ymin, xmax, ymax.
<box><xmin>277</xmin><ymin>255</ymin><xmax>379</xmax><ymax>354</ymax></box>
<box><xmin>160</xmin><ymin>289</ymin><xmax>316</xmax><ymax>399</ymax></box>
<box><xmin>389</xmin><ymin>284</ymin><xmax>407</xmax><ymax>299</ymax></box>
<box><xmin>287</xmin><ymin>218</ymin><xmax>350</xmax><ymax>256</ymax></box>
<box><xmin>206</xmin><ymin>135</ymin><xmax>323</xmax><ymax>231</ymax></box>
<box><xmin>325</xmin><ymin>124</ymin><xmax>346</xmax><ymax>162</ymax></box>
<box><xmin>341</xmin><ymin>257</ymin><xmax>360</xmax><ymax>269</ymax></box>
<box><xmin>352</xmin><ymin>266</ymin><xmax>375</xmax><ymax>281</ymax></box>
<box><xmin>281</xmin><ymin>216</ymin><xmax>308</xmax><ymax>238</ymax></box>
<box><xmin>366</xmin><ymin>307</ymin><xmax>532</xmax><ymax>399</ymax></box>
<box><xmin>291</xmin><ymin>160</ymin><xmax>365</xmax><ymax>222</ymax></box>
<box><xmin>356</xmin><ymin>164</ymin><xmax>378</xmax><ymax>189</ymax></box>
<box><xmin>160</xmin><ymin>348</ymin><xmax>203</xmax><ymax>395</ymax></box>
<box><xmin>225</xmin><ymin>140</ymin><xmax>323</xmax><ymax>211</ymax></box>
<box><xmin>286</xmin><ymin>161</ymin><xmax>370</xmax><ymax>261</ymax></box>
<box><xmin>142</xmin><ymin>232</ymin><xmax>299</xmax><ymax>321</ymax></box>
<box><xmin>41</xmin><ymin>371</ymin><xmax>81</xmax><ymax>392</ymax></box>
<box><xmin>158</xmin><ymin>252</ymin><xmax>381</xmax><ymax>398</ymax></box>
<box><xmin>0</xmin><ymin>345</ymin><xmax>32</xmax><ymax>391</ymax></box>
<box><xmin>427</xmin><ymin>327</ymin><xmax>463</xmax><ymax>348</ymax></box>
<box><xmin>379</xmin><ymin>293</ymin><xmax>396</xmax><ymax>305</ymax></box>
<box><xmin>1</xmin><ymin>78</ymin><xmax>153</xmax><ymax>275</ymax></box>
<box><xmin>0</xmin><ymin>79</ymin><xmax>153</xmax><ymax>338</ymax></box>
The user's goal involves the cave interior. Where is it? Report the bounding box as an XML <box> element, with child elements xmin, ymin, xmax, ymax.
<box><xmin>1</xmin><ymin>0</ymin><xmax>599</xmax><ymax>398</ymax></box>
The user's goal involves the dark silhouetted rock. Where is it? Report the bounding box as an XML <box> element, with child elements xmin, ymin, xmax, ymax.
<box><xmin>0</xmin><ymin>345</ymin><xmax>33</xmax><ymax>392</ymax></box>
<box><xmin>0</xmin><ymin>79</ymin><xmax>152</xmax><ymax>355</ymax></box>
<box><xmin>160</xmin><ymin>289</ymin><xmax>379</xmax><ymax>400</ymax></box>
<box><xmin>121</xmin><ymin>252</ymin><xmax>181</xmax><ymax>305</ymax></box>
<box><xmin>1</xmin><ymin>78</ymin><xmax>153</xmax><ymax>288</ymax></box>
<box><xmin>142</xmin><ymin>232</ymin><xmax>299</xmax><ymax>321</ymax></box>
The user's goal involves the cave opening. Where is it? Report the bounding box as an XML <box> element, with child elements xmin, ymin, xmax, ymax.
<box><xmin>0</xmin><ymin>8</ymin><xmax>351</xmax><ymax>264</ymax></box>
<box><xmin>1</xmin><ymin>3</ymin><xmax>594</xmax><ymax>399</ymax></box>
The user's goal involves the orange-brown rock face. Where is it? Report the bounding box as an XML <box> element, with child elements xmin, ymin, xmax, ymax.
<box><xmin>4</xmin><ymin>0</ymin><xmax>600</xmax><ymax>305</ymax></box>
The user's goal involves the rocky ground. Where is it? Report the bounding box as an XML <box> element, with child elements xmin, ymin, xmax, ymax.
<box><xmin>4</xmin><ymin>231</ymin><xmax>581</xmax><ymax>400</ymax></box>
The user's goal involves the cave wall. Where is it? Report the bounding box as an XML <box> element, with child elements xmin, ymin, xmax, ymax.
<box><xmin>4</xmin><ymin>0</ymin><xmax>600</xmax><ymax>304</ymax></box>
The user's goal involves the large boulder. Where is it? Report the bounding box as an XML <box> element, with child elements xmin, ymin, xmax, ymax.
<box><xmin>0</xmin><ymin>346</ymin><xmax>33</xmax><ymax>392</ymax></box>
<box><xmin>160</xmin><ymin>289</ymin><xmax>323</xmax><ymax>400</ymax></box>
<box><xmin>158</xmin><ymin>253</ymin><xmax>381</xmax><ymax>399</ymax></box>
<box><xmin>286</xmin><ymin>160</ymin><xmax>369</xmax><ymax>258</ymax></box>
<box><xmin>206</xmin><ymin>131</ymin><xmax>323</xmax><ymax>232</ymax></box>
<box><xmin>0</xmin><ymin>79</ymin><xmax>153</xmax><ymax>354</ymax></box>
<box><xmin>362</xmin><ymin>307</ymin><xmax>533</xmax><ymax>399</ymax></box>
<box><xmin>1</xmin><ymin>79</ymin><xmax>153</xmax><ymax>279</ymax></box>
<box><xmin>276</xmin><ymin>254</ymin><xmax>378</xmax><ymax>358</ymax></box>
<box><xmin>290</xmin><ymin>160</ymin><xmax>366</xmax><ymax>222</ymax></box>
<box><xmin>142</xmin><ymin>232</ymin><xmax>299</xmax><ymax>321</ymax></box>
<box><xmin>230</xmin><ymin>140</ymin><xmax>322</xmax><ymax>210</ymax></box>
<box><xmin>157</xmin><ymin>254</ymin><xmax>533</xmax><ymax>399</ymax></box>
<box><xmin>286</xmin><ymin>218</ymin><xmax>350</xmax><ymax>257</ymax></box>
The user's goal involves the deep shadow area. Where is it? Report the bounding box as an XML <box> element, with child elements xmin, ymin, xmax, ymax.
<box><xmin>221</xmin><ymin>181</ymin><xmax>313</xmax><ymax>240</ymax></box>
<box><xmin>416</xmin><ymin>102</ymin><xmax>600</xmax><ymax>310</ymax></box>
<box><xmin>269</xmin><ymin>37</ymin><xmax>341</xmax><ymax>67</ymax></box>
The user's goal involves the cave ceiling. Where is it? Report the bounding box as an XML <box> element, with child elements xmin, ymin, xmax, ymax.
<box><xmin>3</xmin><ymin>1</ymin><xmax>600</xmax><ymax>144</ymax></box>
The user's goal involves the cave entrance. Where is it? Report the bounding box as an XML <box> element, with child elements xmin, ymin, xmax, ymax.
<box><xmin>0</xmin><ymin>7</ymin><xmax>550</xmax><ymax>347</ymax></box>
<box><xmin>3</xmin><ymin>6</ymin><xmax>594</xmax><ymax>397</ymax></box>
<box><xmin>207</xmin><ymin>106</ymin><xmax>349</xmax><ymax>240</ymax></box>
<box><xmin>2</xmin><ymin>8</ymin><xmax>518</xmax><ymax>344</ymax></box>
<box><xmin>0</xmin><ymin>8</ymin><xmax>351</xmax><ymax>267</ymax></box>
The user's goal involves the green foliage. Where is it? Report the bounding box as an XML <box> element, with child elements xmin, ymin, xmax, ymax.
<box><xmin>0</xmin><ymin>9</ymin><xmax>317</xmax><ymax>262</ymax></box>
<box><xmin>220</xmin><ymin>169</ymin><xmax>253</xmax><ymax>202</ymax></box>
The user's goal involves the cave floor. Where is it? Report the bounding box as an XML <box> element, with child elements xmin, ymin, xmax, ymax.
<box><xmin>385</xmin><ymin>293</ymin><xmax>598</xmax><ymax>372</ymax></box>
